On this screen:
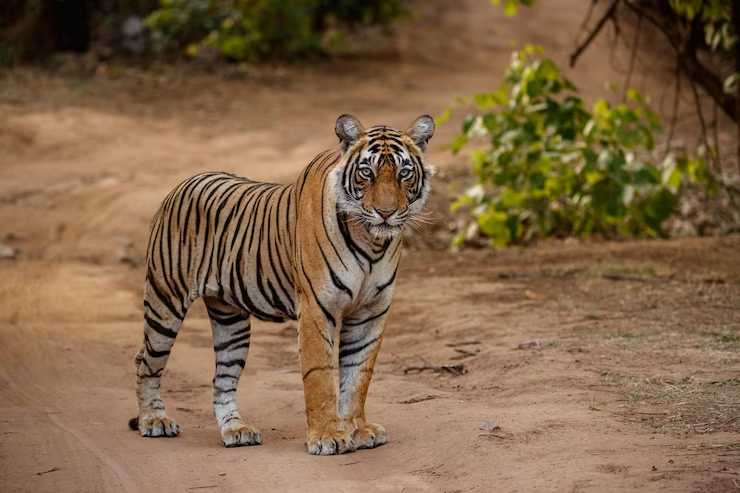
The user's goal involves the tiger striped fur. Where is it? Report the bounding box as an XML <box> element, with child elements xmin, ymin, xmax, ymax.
<box><xmin>131</xmin><ymin>114</ymin><xmax>435</xmax><ymax>455</ymax></box>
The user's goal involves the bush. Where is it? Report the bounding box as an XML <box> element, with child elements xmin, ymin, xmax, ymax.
<box><xmin>449</xmin><ymin>45</ymin><xmax>713</xmax><ymax>248</ymax></box>
<box><xmin>145</xmin><ymin>0</ymin><xmax>406</xmax><ymax>62</ymax></box>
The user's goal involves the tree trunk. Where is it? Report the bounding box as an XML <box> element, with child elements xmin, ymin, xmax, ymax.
<box><xmin>0</xmin><ymin>0</ymin><xmax>90</xmax><ymax>63</ymax></box>
<box><xmin>733</xmin><ymin>0</ymin><xmax>740</xmax><ymax>172</ymax></box>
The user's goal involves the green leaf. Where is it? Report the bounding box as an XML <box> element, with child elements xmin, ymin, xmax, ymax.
<box><xmin>503</xmin><ymin>1</ymin><xmax>519</xmax><ymax>17</ymax></box>
<box><xmin>724</xmin><ymin>73</ymin><xmax>740</xmax><ymax>94</ymax></box>
<box><xmin>477</xmin><ymin>208</ymin><xmax>511</xmax><ymax>245</ymax></box>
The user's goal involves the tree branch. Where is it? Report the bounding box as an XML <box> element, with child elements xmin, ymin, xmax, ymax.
<box><xmin>688</xmin><ymin>68</ymin><xmax>712</xmax><ymax>168</ymax></box>
<box><xmin>570</xmin><ymin>0</ymin><xmax>619</xmax><ymax>68</ymax></box>
<box><xmin>623</xmin><ymin>13</ymin><xmax>642</xmax><ymax>101</ymax></box>
<box><xmin>733</xmin><ymin>0</ymin><xmax>740</xmax><ymax>171</ymax></box>
<box><xmin>665</xmin><ymin>59</ymin><xmax>681</xmax><ymax>157</ymax></box>
<box><xmin>622</xmin><ymin>0</ymin><xmax>737</xmax><ymax>122</ymax></box>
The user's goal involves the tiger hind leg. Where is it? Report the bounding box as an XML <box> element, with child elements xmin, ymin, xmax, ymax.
<box><xmin>204</xmin><ymin>298</ymin><xmax>261</xmax><ymax>447</ymax></box>
<box><xmin>132</xmin><ymin>286</ymin><xmax>186</xmax><ymax>438</ymax></box>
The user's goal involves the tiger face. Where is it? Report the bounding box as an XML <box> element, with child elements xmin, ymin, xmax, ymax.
<box><xmin>333</xmin><ymin>114</ymin><xmax>435</xmax><ymax>238</ymax></box>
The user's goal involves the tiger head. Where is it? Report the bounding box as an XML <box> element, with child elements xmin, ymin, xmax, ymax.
<box><xmin>333</xmin><ymin>114</ymin><xmax>435</xmax><ymax>239</ymax></box>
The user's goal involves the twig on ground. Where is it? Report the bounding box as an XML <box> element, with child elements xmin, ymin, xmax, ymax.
<box><xmin>399</xmin><ymin>394</ymin><xmax>439</xmax><ymax>404</ymax></box>
<box><xmin>516</xmin><ymin>340</ymin><xmax>542</xmax><ymax>350</ymax></box>
<box><xmin>445</xmin><ymin>340</ymin><xmax>481</xmax><ymax>347</ymax></box>
<box><xmin>36</xmin><ymin>467</ymin><xmax>60</xmax><ymax>476</ymax></box>
<box><xmin>602</xmin><ymin>272</ymin><xmax>651</xmax><ymax>282</ymax></box>
<box><xmin>451</xmin><ymin>347</ymin><xmax>479</xmax><ymax>360</ymax></box>
<box><xmin>478</xmin><ymin>432</ymin><xmax>513</xmax><ymax>440</ymax></box>
<box><xmin>589</xmin><ymin>394</ymin><xmax>601</xmax><ymax>411</ymax></box>
<box><xmin>403</xmin><ymin>363</ymin><xmax>467</xmax><ymax>376</ymax></box>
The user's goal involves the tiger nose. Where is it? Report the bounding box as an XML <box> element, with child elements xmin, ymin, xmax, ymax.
<box><xmin>375</xmin><ymin>207</ymin><xmax>396</xmax><ymax>219</ymax></box>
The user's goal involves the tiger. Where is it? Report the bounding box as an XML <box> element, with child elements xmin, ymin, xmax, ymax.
<box><xmin>129</xmin><ymin>114</ymin><xmax>435</xmax><ymax>455</ymax></box>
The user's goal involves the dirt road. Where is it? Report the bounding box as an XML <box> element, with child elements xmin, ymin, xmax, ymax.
<box><xmin>1</xmin><ymin>1</ymin><xmax>738</xmax><ymax>491</ymax></box>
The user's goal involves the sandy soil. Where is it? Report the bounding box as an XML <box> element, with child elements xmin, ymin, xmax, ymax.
<box><xmin>1</xmin><ymin>1</ymin><xmax>739</xmax><ymax>491</ymax></box>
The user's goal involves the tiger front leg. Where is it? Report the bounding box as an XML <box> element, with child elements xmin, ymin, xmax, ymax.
<box><xmin>298</xmin><ymin>302</ymin><xmax>354</xmax><ymax>455</ymax></box>
<box><xmin>338</xmin><ymin>309</ymin><xmax>389</xmax><ymax>450</ymax></box>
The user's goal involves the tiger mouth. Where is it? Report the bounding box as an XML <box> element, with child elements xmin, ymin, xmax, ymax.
<box><xmin>368</xmin><ymin>223</ymin><xmax>403</xmax><ymax>237</ymax></box>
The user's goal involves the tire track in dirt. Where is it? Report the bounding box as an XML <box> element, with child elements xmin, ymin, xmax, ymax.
<box><xmin>45</xmin><ymin>412</ymin><xmax>139</xmax><ymax>493</ymax></box>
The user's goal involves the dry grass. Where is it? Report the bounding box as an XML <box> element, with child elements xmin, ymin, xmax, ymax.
<box><xmin>599</xmin><ymin>371</ymin><xmax>740</xmax><ymax>435</ymax></box>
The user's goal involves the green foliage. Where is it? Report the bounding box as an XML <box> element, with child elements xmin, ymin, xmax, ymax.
<box><xmin>145</xmin><ymin>0</ymin><xmax>406</xmax><ymax>62</ymax></box>
<box><xmin>0</xmin><ymin>43</ymin><xmax>20</xmax><ymax>66</ymax></box>
<box><xmin>489</xmin><ymin>0</ymin><xmax>534</xmax><ymax>17</ymax></box>
<box><xmin>451</xmin><ymin>46</ymin><xmax>713</xmax><ymax>248</ymax></box>
<box><xmin>670</xmin><ymin>0</ymin><xmax>737</xmax><ymax>95</ymax></box>
<box><xmin>670</xmin><ymin>0</ymin><xmax>736</xmax><ymax>51</ymax></box>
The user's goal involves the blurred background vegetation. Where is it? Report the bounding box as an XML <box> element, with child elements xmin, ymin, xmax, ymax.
<box><xmin>0</xmin><ymin>0</ymin><xmax>406</xmax><ymax>63</ymax></box>
<box><xmin>1</xmin><ymin>0</ymin><xmax>737</xmax><ymax>248</ymax></box>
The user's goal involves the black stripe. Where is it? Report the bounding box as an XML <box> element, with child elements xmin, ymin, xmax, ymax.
<box><xmin>339</xmin><ymin>334</ymin><xmax>381</xmax><ymax>359</ymax></box>
<box><xmin>217</xmin><ymin>358</ymin><xmax>246</xmax><ymax>369</ymax></box>
<box><xmin>345</xmin><ymin>305</ymin><xmax>390</xmax><ymax>327</ymax></box>
<box><xmin>336</xmin><ymin>211</ymin><xmax>372</xmax><ymax>270</ymax></box>
<box><xmin>320</xmin><ymin>168</ymin><xmax>348</xmax><ymax>270</ymax></box>
<box><xmin>143</xmin><ymin>300</ymin><xmax>162</xmax><ymax>320</ymax></box>
<box><xmin>228</xmin><ymin>341</ymin><xmax>251</xmax><ymax>352</ymax></box>
<box><xmin>230</xmin><ymin>327</ymin><xmax>251</xmax><ymax>338</ymax></box>
<box><xmin>144</xmin><ymin>333</ymin><xmax>171</xmax><ymax>358</ymax></box>
<box><xmin>210</xmin><ymin>312</ymin><xmax>246</xmax><ymax>326</ymax></box>
<box><xmin>156</xmin><ymin>205</ymin><xmax>185</xmax><ymax>311</ymax></box>
<box><xmin>146</xmin><ymin>268</ymin><xmax>184</xmax><ymax>320</ymax></box>
<box><xmin>317</xmin><ymin>239</ymin><xmax>353</xmax><ymax>299</ymax></box>
<box><xmin>376</xmin><ymin>265</ymin><xmax>398</xmax><ymax>295</ymax></box>
<box><xmin>213</xmin><ymin>386</ymin><xmax>236</xmax><ymax>394</ymax></box>
<box><xmin>214</xmin><ymin>332</ymin><xmax>251</xmax><ymax>352</ymax></box>
<box><xmin>299</xmin><ymin>262</ymin><xmax>336</xmax><ymax>328</ymax></box>
<box><xmin>302</xmin><ymin>366</ymin><xmax>332</xmax><ymax>381</ymax></box>
<box><xmin>144</xmin><ymin>313</ymin><xmax>178</xmax><ymax>339</ymax></box>
<box><xmin>139</xmin><ymin>358</ymin><xmax>164</xmax><ymax>378</ymax></box>
<box><xmin>339</xmin><ymin>361</ymin><xmax>365</xmax><ymax>368</ymax></box>
<box><xmin>197</xmin><ymin>178</ymin><xmax>232</xmax><ymax>288</ymax></box>
<box><xmin>231</xmin><ymin>254</ymin><xmax>285</xmax><ymax>322</ymax></box>
<box><xmin>206</xmin><ymin>305</ymin><xmax>234</xmax><ymax>317</ymax></box>
<box><xmin>180</xmin><ymin>174</ymin><xmax>214</xmax><ymax>246</ymax></box>
<box><xmin>212</xmin><ymin>183</ymin><xmax>246</xmax><ymax>297</ymax></box>
<box><xmin>228</xmin><ymin>184</ymin><xmax>267</xmax><ymax>253</ymax></box>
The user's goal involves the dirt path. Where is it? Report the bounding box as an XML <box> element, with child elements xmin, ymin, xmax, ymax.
<box><xmin>1</xmin><ymin>240</ymin><xmax>738</xmax><ymax>492</ymax></box>
<box><xmin>1</xmin><ymin>1</ymin><xmax>739</xmax><ymax>492</ymax></box>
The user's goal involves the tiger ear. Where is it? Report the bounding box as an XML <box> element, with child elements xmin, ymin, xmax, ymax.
<box><xmin>406</xmin><ymin>114</ymin><xmax>435</xmax><ymax>151</ymax></box>
<box><xmin>335</xmin><ymin>114</ymin><xmax>365</xmax><ymax>151</ymax></box>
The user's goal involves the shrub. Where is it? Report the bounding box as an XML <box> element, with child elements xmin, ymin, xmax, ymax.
<box><xmin>449</xmin><ymin>45</ymin><xmax>713</xmax><ymax>248</ymax></box>
<box><xmin>145</xmin><ymin>0</ymin><xmax>406</xmax><ymax>62</ymax></box>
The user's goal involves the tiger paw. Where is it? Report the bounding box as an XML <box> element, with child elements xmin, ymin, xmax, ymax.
<box><xmin>306</xmin><ymin>427</ymin><xmax>355</xmax><ymax>455</ymax></box>
<box><xmin>220</xmin><ymin>422</ymin><xmax>262</xmax><ymax>447</ymax></box>
<box><xmin>136</xmin><ymin>413</ymin><xmax>180</xmax><ymax>437</ymax></box>
<box><xmin>352</xmin><ymin>422</ymin><xmax>387</xmax><ymax>450</ymax></box>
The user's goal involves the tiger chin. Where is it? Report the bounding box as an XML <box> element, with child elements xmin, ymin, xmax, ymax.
<box><xmin>129</xmin><ymin>114</ymin><xmax>435</xmax><ymax>455</ymax></box>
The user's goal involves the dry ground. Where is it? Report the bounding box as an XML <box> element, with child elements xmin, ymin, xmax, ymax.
<box><xmin>1</xmin><ymin>1</ymin><xmax>739</xmax><ymax>492</ymax></box>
